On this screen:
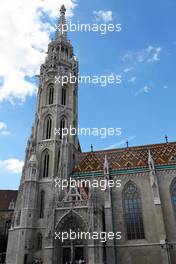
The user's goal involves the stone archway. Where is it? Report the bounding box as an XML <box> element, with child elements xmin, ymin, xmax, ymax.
<box><xmin>54</xmin><ymin>211</ymin><xmax>88</xmax><ymax>264</ymax></box>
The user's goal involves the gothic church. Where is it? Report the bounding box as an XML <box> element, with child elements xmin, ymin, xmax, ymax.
<box><xmin>6</xmin><ymin>5</ymin><xmax>176</xmax><ymax>264</ymax></box>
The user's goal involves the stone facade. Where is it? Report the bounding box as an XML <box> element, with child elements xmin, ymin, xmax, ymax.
<box><xmin>6</xmin><ymin>5</ymin><xmax>176</xmax><ymax>264</ymax></box>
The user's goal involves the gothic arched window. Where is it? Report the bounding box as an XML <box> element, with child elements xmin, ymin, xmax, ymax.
<box><xmin>123</xmin><ymin>181</ymin><xmax>145</xmax><ymax>240</ymax></box>
<box><xmin>38</xmin><ymin>88</ymin><xmax>42</xmax><ymax>109</ymax></box>
<box><xmin>16</xmin><ymin>211</ymin><xmax>21</xmax><ymax>226</ymax></box>
<box><xmin>37</xmin><ymin>233</ymin><xmax>43</xmax><ymax>250</ymax></box>
<box><xmin>41</xmin><ymin>150</ymin><xmax>50</xmax><ymax>178</ymax></box>
<box><xmin>65</xmin><ymin>48</ymin><xmax>68</xmax><ymax>58</ymax></box>
<box><xmin>4</xmin><ymin>219</ymin><xmax>11</xmax><ymax>236</ymax></box>
<box><xmin>44</xmin><ymin>116</ymin><xmax>52</xmax><ymax>139</ymax></box>
<box><xmin>47</xmin><ymin>84</ymin><xmax>54</xmax><ymax>105</ymax></box>
<box><xmin>60</xmin><ymin>117</ymin><xmax>66</xmax><ymax>139</ymax></box>
<box><xmin>61</xmin><ymin>85</ymin><xmax>67</xmax><ymax>105</ymax></box>
<box><xmin>39</xmin><ymin>191</ymin><xmax>45</xmax><ymax>218</ymax></box>
<box><xmin>171</xmin><ymin>179</ymin><xmax>176</xmax><ymax>210</ymax></box>
<box><xmin>73</xmin><ymin>90</ymin><xmax>76</xmax><ymax>113</ymax></box>
<box><xmin>61</xmin><ymin>46</ymin><xmax>64</xmax><ymax>57</ymax></box>
<box><xmin>57</xmin><ymin>150</ymin><xmax>60</xmax><ymax>172</ymax></box>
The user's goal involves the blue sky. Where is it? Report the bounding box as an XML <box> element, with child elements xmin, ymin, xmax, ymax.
<box><xmin>0</xmin><ymin>0</ymin><xmax>176</xmax><ymax>189</ymax></box>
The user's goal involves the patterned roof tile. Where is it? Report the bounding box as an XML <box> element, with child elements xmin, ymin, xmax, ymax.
<box><xmin>74</xmin><ymin>142</ymin><xmax>176</xmax><ymax>173</ymax></box>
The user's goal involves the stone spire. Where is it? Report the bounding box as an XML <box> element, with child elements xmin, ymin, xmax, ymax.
<box><xmin>104</xmin><ymin>154</ymin><xmax>109</xmax><ymax>175</ymax></box>
<box><xmin>148</xmin><ymin>149</ymin><xmax>161</xmax><ymax>205</ymax></box>
<box><xmin>56</xmin><ymin>4</ymin><xmax>68</xmax><ymax>41</ymax></box>
<box><xmin>148</xmin><ymin>149</ymin><xmax>155</xmax><ymax>171</ymax></box>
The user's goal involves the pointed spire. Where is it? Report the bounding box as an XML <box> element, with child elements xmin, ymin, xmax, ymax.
<box><xmin>165</xmin><ymin>135</ymin><xmax>168</xmax><ymax>143</ymax></box>
<box><xmin>104</xmin><ymin>155</ymin><xmax>109</xmax><ymax>175</ymax></box>
<box><xmin>126</xmin><ymin>140</ymin><xmax>129</xmax><ymax>148</ymax></box>
<box><xmin>60</xmin><ymin>4</ymin><xmax>66</xmax><ymax>15</ymax></box>
<box><xmin>56</xmin><ymin>5</ymin><xmax>68</xmax><ymax>41</ymax></box>
<box><xmin>148</xmin><ymin>149</ymin><xmax>155</xmax><ymax>171</ymax></box>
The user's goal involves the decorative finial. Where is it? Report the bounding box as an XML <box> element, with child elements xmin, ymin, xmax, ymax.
<box><xmin>56</xmin><ymin>5</ymin><xmax>67</xmax><ymax>41</ymax></box>
<box><xmin>148</xmin><ymin>149</ymin><xmax>155</xmax><ymax>171</ymax></box>
<box><xmin>60</xmin><ymin>5</ymin><xmax>66</xmax><ymax>15</ymax></box>
<box><xmin>91</xmin><ymin>144</ymin><xmax>93</xmax><ymax>152</ymax></box>
<box><xmin>165</xmin><ymin>135</ymin><xmax>168</xmax><ymax>143</ymax></box>
<box><xmin>104</xmin><ymin>155</ymin><xmax>109</xmax><ymax>175</ymax></box>
<box><xmin>126</xmin><ymin>140</ymin><xmax>129</xmax><ymax>148</ymax></box>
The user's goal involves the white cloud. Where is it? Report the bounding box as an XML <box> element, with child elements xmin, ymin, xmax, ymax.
<box><xmin>123</xmin><ymin>46</ymin><xmax>162</xmax><ymax>64</ymax></box>
<box><xmin>0</xmin><ymin>0</ymin><xmax>76</xmax><ymax>103</ymax></box>
<box><xmin>94</xmin><ymin>10</ymin><xmax>113</xmax><ymax>22</ymax></box>
<box><xmin>0</xmin><ymin>122</ymin><xmax>6</xmax><ymax>131</ymax></box>
<box><xmin>134</xmin><ymin>85</ymin><xmax>151</xmax><ymax>96</ymax></box>
<box><xmin>0</xmin><ymin>158</ymin><xmax>24</xmax><ymax>173</ymax></box>
<box><xmin>1</xmin><ymin>130</ymin><xmax>11</xmax><ymax>135</ymax></box>
<box><xmin>143</xmin><ymin>85</ymin><xmax>151</xmax><ymax>92</ymax></box>
<box><xmin>147</xmin><ymin>47</ymin><xmax>162</xmax><ymax>63</ymax></box>
<box><xmin>137</xmin><ymin>46</ymin><xmax>154</xmax><ymax>62</ymax></box>
<box><xmin>128</xmin><ymin>76</ymin><xmax>136</xmax><ymax>83</ymax></box>
<box><xmin>122</xmin><ymin>53</ymin><xmax>131</xmax><ymax>62</ymax></box>
<box><xmin>123</xmin><ymin>67</ymin><xmax>133</xmax><ymax>73</ymax></box>
<box><xmin>0</xmin><ymin>121</ymin><xmax>11</xmax><ymax>135</ymax></box>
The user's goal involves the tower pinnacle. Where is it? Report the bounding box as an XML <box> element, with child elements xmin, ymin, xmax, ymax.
<box><xmin>56</xmin><ymin>5</ymin><xmax>67</xmax><ymax>41</ymax></box>
<box><xmin>60</xmin><ymin>4</ymin><xmax>66</xmax><ymax>15</ymax></box>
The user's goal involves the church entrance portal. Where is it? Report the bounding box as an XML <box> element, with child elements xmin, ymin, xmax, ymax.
<box><xmin>62</xmin><ymin>246</ymin><xmax>84</xmax><ymax>263</ymax></box>
<box><xmin>55</xmin><ymin>212</ymin><xmax>87</xmax><ymax>264</ymax></box>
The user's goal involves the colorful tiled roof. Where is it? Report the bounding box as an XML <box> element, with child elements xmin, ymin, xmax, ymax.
<box><xmin>74</xmin><ymin>142</ymin><xmax>176</xmax><ymax>173</ymax></box>
<box><xmin>0</xmin><ymin>190</ymin><xmax>18</xmax><ymax>210</ymax></box>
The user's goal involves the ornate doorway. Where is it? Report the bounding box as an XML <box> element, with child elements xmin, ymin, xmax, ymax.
<box><xmin>62</xmin><ymin>247</ymin><xmax>71</xmax><ymax>263</ymax></box>
<box><xmin>75</xmin><ymin>246</ymin><xmax>84</xmax><ymax>261</ymax></box>
<box><xmin>55</xmin><ymin>211</ymin><xmax>87</xmax><ymax>264</ymax></box>
<box><xmin>62</xmin><ymin>245</ymin><xmax>84</xmax><ymax>263</ymax></box>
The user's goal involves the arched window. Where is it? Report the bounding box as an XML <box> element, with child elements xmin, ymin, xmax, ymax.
<box><xmin>73</xmin><ymin>90</ymin><xmax>76</xmax><ymax>113</ymax></box>
<box><xmin>61</xmin><ymin>85</ymin><xmax>67</xmax><ymax>105</ymax></box>
<box><xmin>171</xmin><ymin>179</ymin><xmax>176</xmax><ymax>209</ymax></box>
<box><xmin>16</xmin><ymin>211</ymin><xmax>21</xmax><ymax>226</ymax></box>
<box><xmin>61</xmin><ymin>46</ymin><xmax>64</xmax><ymax>56</ymax></box>
<box><xmin>66</xmin><ymin>48</ymin><xmax>69</xmax><ymax>59</ymax></box>
<box><xmin>39</xmin><ymin>191</ymin><xmax>45</xmax><ymax>218</ymax></box>
<box><xmin>47</xmin><ymin>85</ymin><xmax>54</xmax><ymax>105</ymax></box>
<box><xmin>44</xmin><ymin>116</ymin><xmax>52</xmax><ymax>139</ymax></box>
<box><xmin>4</xmin><ymin>219</ymin><xmax>11</xmax><ymax>236</ymax></box>
<box><xmin>37</xmin><ymin>233</ymin><xmax>43</xmax><ymax>250</ymax></box>
<box><xmin>123</xmin><ymin>181</ymin><xmax>145</xmax><ymax>240</ymax></box>
<box><xmin>42</xmin><ymin>151</ymin><xmax>50</xmax><ymax>178</ymax></box>
<box><xmin>60</xmin><ymin>117</ymin><xmax>66</xmax><ymax>139</ymax></box>
<box><xmin>38</xmin><ymin>88</ymin><xmax>42</xmax><ymax>109</ymax></box>
<box><xmin>57</xmin><ymin>151</ymin><xmax>60</xmax><ymax>172</ymax></box>
<box><xmin>126</xmin><ymin>162</ymin><xmax>133</xmax><ymax>168</ymax></box>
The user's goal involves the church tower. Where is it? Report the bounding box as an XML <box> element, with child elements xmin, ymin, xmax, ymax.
<box><xmin>5</xmin><ymin>4</ymin><xmax>176</xmax><ymax>264</ymax></box>
<box><xmin>6</xmin><ymin>5</ymin><xmax>80</xmax><ymax>264</ymax></box>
